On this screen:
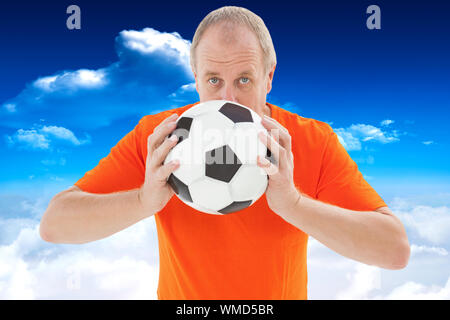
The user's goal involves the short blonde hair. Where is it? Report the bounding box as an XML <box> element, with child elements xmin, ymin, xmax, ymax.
<box><xmin>190</xmin><ymin>6</ymin><xmax>277</xmax><ymax>74</ymax></box>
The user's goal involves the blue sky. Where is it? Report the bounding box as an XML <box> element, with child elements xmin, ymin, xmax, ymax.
<box><xmin>0</xmin><ymin>0</ymin><xmax>449</xmax><ymax>299</ymax></box>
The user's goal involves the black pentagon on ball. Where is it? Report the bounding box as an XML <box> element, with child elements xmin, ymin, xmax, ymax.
<box><xmin>219</xmin><ymin>102</ymin><xmax>253</xmax><ymax>123</ymax></box>
<box><xmin>167</xmin><ymin>173</ymin><xmax>193</xmax><ymax>203</ymax></box>
<box><xmin>205</xmin><ymin>145</ymin><xmax>242</xmax><ymax>183</ymax></box>
<box><xmin>168</xmin><ymin>116</ymin><xmax>193</xmax><ymax>145</ymax></box>
<box><xmin>218</xmin><ymin>200</ymin><xmax>253</xmax><ymax>214</ymax></box>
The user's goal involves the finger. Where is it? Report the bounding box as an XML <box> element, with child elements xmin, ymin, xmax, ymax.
<box><xmin>147</xmin><ymin>120</ymin><xmax>178</xmax><ymax>154</ymax></box>
<box><xmin>149</xmin><ymin>113</ymin><xmax>179</xmax><ymax>147</ymax></box>
<box><xmin>156</xmin><ymin>113</ymin><xmax>179</xmax><ymax>131</ymax></box>
<box><xmin>154</xmin><ymin>159</ymin><xmax>180</xmax><ymax>182</ymax></box>
<box><xmin>150</xmin><ymin>134</ymin><xmax>178</xmax><ymax>170</ymax></box>
<box><xmin>261</xmin><ymin>116</ymin><xmax>292</xmax><ymax>153</ymax></box>
<box><xmin>269</xmin><ymin>126</ymin><xmax>280</xmax><ymax>144</ymax></box>
<box><xmin>257</xmin><ymin>155</ymin><xmax>278</xmax><ymax>176</ymax></box>
<box><xmin>258</xmin><ymin>131</ymin><xmax>286</xmax><ymax>170</ymax></box>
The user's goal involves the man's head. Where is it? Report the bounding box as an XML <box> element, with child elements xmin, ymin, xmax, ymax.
<box><xmin>190</xmin><ymin>6</ymin><xmax>277</xmax><ymax>117</ymax></box>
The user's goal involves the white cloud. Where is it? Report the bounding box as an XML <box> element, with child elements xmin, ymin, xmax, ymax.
<box><xmin>335</xmin><ymin>128</ymin><xmax>361</xmax><ymax>151</ymax></box>
<box><xmin>0</xmin><ymin>216</ymin><xmax>160</xmax><ymax>299</ymax></box>
<box><xmin>395</xmin><ymin>204</ymin><xmax>450</xmax><ymax>245</ymax></box>
<box><xmin>1</xmin><ymin>189</ymin><xmax>449</xmax><ymax>300</ymax></box>
<box><xmin>6</xmin><ymin>125</ymin><xmax>89</xmax><ymax>150</ymax></box>
<box><xmin>422</xmin><ymin>141</ymin><xmax>435</xmax><ymax>145</ymax></box>
<box><xmin>33</xmin><ymin>69</ymin><xmax>107</xmax><ymax>93</ymax></box>
<box><xmin>334</xmin><ymin>262</ymin><xmax>450</xmax><ymax>300</ymax></box>
<box><xmin>40</xmin><ymin>126</ymin><xmax>83</xmax><ymax>145</ymax></box>
<box><xmin>380</xmin><ymin>119</ymin><xmax>394</xmax><ymax>126</ymax></box>
<box><xmin>168</xmin><ymin>82</ymin><xmax>198</xmax><ymax>103</ymax></box>
<box><xmin>34</xmin><ymin>76</ymin><xmax>58</xmax><ymax>91</ymax></box>
<box><xmin>6</xmin><ymin>129</ymin><xmax>50</xmax><ymax>150</ymax></box>
<box><xmin>73</xmin><ymin>69</ymin><xmax>107</xmax><ymax>88</ymax></box>
<box><xmin>334</xmin><ymin>123</ymin><xmax>399</xmax><ymax>152</ymax></box>
<box><xmin>308</xmin><ymin>193</ymin><xmax>450</xmax><ymax>300</ymax></box>
<box><xmin>347</xmin><ymin>124</ymin><xmax>399</xmax><ymax>143</ymax></box>
<box><xmin>119</xmin><ymin>28</ymin><xmax>191</xmax><ymax>71</ymax></box>
<box><xmin>380</xmin><ymin>277</ymin><xmax>450</xmax><ymax>300</ymax></box>
<box><xmin>1</xmin><ymin>27</ymin><xmax>194</xmax><ymax>131</ymax></box>
<box><xmin>411</xmin><ymin>244</ymin><xmax>448</xmax><ymax>256</ymax></box>
<box><xmin>336</xmin><ymin>264</ymin><xmax>382</xmax><ymax>299</ymax></box>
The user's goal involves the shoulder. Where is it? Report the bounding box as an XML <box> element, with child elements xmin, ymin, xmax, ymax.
<box><xmin>270</xmin><ymin>103</ymin><xmax>333</xmax><ymax>143</ymax></box>
<box><xmin>137</xmin><ymin>102</ymin><xmax>199</xmax><ymax>135</ymax></box>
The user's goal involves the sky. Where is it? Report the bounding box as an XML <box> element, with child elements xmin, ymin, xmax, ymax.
<box><xmin>0</xmin><ymin>0</ymin><xmax>449</xmax><ymax>299</ymax></box>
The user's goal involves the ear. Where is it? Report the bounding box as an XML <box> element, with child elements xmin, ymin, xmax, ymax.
<box><xmin>266</xmin><ymin>64</ymin><xmax>276</xmax><ymax>94</ymax></box>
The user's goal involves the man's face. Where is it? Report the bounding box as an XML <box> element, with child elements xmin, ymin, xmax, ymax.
<box><xmin>193</xmin><ymin>22</ymin><xmax>275</xmax><ymax>117</ymax></box>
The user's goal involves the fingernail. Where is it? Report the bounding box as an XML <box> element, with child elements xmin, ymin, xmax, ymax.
<box><xmin>259</xmin><ymin>155</ymin><xmax>269</xmax><ymax>163</ymax></box>
<box><xmin>170</xmin><ymin>135</ymin><xmax>178</xmax><ymax>142</ymax></box>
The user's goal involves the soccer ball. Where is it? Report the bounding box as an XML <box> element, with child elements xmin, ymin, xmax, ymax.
<box><xmin>164</xmin><ymin>100</ymin><xmax>269</xmax><ymax>214</ymax></box>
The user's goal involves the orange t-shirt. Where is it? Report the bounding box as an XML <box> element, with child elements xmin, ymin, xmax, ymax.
<box><xmin>74</xmin><ymin>102</ymin><xmax>387</xmax><ymax>299</ymax></box>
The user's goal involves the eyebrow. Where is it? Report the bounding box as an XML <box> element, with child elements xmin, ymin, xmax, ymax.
<box><xmin>203</xmin><ymin>70</ymin><xmax>255</xmax><ymax>78</ymax></box>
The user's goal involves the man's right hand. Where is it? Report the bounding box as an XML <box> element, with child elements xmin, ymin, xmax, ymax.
<box><xmin>138</xmin><ymin>113</ymin><xmax>181</xmax><ymax>216</ymax></box>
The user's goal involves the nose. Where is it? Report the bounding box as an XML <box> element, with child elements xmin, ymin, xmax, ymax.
<box><xmin>220</xmin><ymin>84</ymin><xmax>237</xmax><ymax>102</ymax></box>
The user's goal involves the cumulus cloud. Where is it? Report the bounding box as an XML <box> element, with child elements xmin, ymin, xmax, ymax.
<box><xmin>0</xmin><ymin>215</ymin><xmax>160</xmax><ymax>299</ymax></box>
<box><xmin>380</xmin><ymin>119</ymin><xmax>394</xmax><ymax>127</ymax></box>
<box><xmin>379</xmin><ymin>277</ymin><xmax>450</xmax><ymax>300</ymax></box>
<box><xmin>336</xmin><ymin>264</ymin><xmax>382</xmax><ymax>299</ymax></box>
<box><xmin>411</xmin><ymin>244</ymin><xmax>448</xmax><ymax>256</ymax></box>
<box><xmin>5</xmin><ymin>125</ymin><xmax>89</xmax><ymax>150</ymax></box>
<box><xmin>40</xmin><ymin>126</ymin><xmax>85</xmax><ymax>146</ymax></box>
<box><xmin>333</xmin><ymin>262</ymin><xmax>450</xmax><ymax>300</ymax></box>
<box><xmin>334</xmin><ymin>123</ymin><xmax>400</xmax><ymax>152</ymax></box>
<box><xmin>397</xmin><ymin>204</ymin><xmax>450</xmax><ymax>245</ymax></box>
<box><xmin>6</xmin><ymin>129</ymin><xmax>50</xmax><ymax>150</ymax></box>
<box><xmin>0</xmin><ymin>180</ymin><xmax>448</xmax><ymax>300</ymax></box>
<box><xmin>335</xmin><ymin>128</ymin><xmax>362</xmax><ymax>151</ymax></box>
<box><xmin>307</xmin><ymin>193</ymin><xmax>450</xmax><ymax>300</ymax></box>
<box><xmin>33</xmin><ymin>69</ymin><xmax>108</xmax><ymax>93</ymax></box>
<box><xmin>1</xmin><ymin>27</ymin><xmax>196</xmax><ymax>131</ymax></box>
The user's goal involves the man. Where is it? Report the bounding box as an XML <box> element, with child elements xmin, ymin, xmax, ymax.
<box><xmin>40</xmin><ymin>6</ymin><xmax>410</xmax><ymax>299</ymax></box>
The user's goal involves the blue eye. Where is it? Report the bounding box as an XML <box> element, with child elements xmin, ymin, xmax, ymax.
<box><xmin>240</xmin><ymin>77</ymin><xmax>250</xmax><ymax>84</ymax></box>
<box><xmin>208</xmin><ymin>77</ymin><xmax>219</xmax><ymax>85</ymax></box>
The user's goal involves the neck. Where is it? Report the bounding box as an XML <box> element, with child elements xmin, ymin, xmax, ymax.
<box><xmin>263</xmin><ymin>102</ymin><xmax>272</xmax><ymax>118</ymax></box>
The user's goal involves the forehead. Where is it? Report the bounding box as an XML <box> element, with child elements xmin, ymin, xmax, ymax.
<box><xmin>196</xmin><ymin>22</ymin><xmax>263</xmax><ymax>75</ymax></box>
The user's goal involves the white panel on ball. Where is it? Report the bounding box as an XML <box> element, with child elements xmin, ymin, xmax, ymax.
<box><xmin>189</xmin><ymin>177</ymin><xmax>233</xmax><ymax>212</ymax></box>
<box><xmin>227</xmin><ymin>122</ymin><xmax>266</xmax><ymax>165</ymax></box>
<box><xmin>190</xmin><ymin>111</ymin><xmax>235</xmax><ymax>154</ymax></box>
<box><xmin>182</xmin><ymin>100</ymin><xmax>225</xmax><ymax>118</ymax></box>
<box><xmin>229</xmin><ymin>164</ymin><xmax>268</xmax><ymax>202</ymax></box>
<box><xmin>164</xmin><ymin>138</ymin><xmax>205</xmax><ymax>185</ymax></box>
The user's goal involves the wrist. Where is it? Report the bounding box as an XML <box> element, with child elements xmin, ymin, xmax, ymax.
<box><xmin>137</xmin><ymin>185</ymin><xmax>154</xmax><ymax>218</ymax></box>
<box><xmin>278</xmin><ymin>185</ymin><xmax>302</xmax><ymax>218</ymax></box>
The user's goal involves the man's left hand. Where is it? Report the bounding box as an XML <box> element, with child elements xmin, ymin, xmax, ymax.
<box><xmin>256</xmin><ymin>115</ymin><xmax>301</xmax><ymax>216</ymax></box>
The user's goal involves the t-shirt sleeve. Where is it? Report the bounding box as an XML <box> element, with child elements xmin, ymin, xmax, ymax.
<box><xmin>315</xmin><ymin>128</ymin><xmax>387</xmax><ymax>211</ymax></box>
<box><xmin>74</xmin><ymin>118</ymin><xmax>146</xmax><ymax>194</ymax></box>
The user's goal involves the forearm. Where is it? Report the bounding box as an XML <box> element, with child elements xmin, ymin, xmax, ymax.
<box><xmin>280</xmin><ymin>193</ymin><xmax>409</xmax><ymax>269</ymax></box>
<box><xmin>40</xmin><ymin>187</ymin><xmax>152</xmax><ymax>244</ymax></box>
